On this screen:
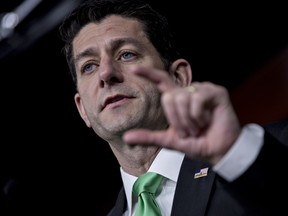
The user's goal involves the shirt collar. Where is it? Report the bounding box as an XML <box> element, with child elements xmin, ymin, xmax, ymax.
<box><xmin>120</xmin><ymin>148</ymin><xmax>185</xmax><ymax>215</ymax></box>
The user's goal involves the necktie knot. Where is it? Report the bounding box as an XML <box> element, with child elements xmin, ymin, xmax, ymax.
<box><xmin>133</xmin><ymin>172</ymin><xmax>164</xmax><ymax>216</ymax></box>
<box><xmin>133</xmin><ymin>172</ymin><xmax>164</xmax><ymax>195</ymax></box>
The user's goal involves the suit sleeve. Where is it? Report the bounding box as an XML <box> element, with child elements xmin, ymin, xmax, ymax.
<box><xmin>216</xmin><ymin>121</ymin><xmax>288</xmax><ymax>215</ymax></box>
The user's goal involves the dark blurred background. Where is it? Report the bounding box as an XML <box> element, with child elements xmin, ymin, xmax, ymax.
<box><xmin>0</xmin><ymin>0</ymin><xmax>287</xmax><ymax>215</ymax></box>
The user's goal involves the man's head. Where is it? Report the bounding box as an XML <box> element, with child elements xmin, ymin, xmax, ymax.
<box><xmin>58</xmin><ymin>0</ymin><xmax>192</xmax><ymax>143</ymax></box>
<box><xmin>59</xmin><ymin>0</ymin><xmax>180</xmax><ymax>85</ymax></box>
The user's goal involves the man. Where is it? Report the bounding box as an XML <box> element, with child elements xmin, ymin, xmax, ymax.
<box><xmin>58</xmin><ymin>0</ymin><xmax>288</xmax><ymax>215</ymax></box>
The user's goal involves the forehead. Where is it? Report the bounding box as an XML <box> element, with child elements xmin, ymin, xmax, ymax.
<box><xmin>73</xmin><ymin>15</ymin><xmax>147</xmax><ymax>53</ymax></box>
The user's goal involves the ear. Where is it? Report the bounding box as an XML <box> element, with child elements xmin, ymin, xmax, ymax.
<box><xmin>169</xmin><ymin>59</ymin><xmax>192</xmax><ymax>87</ymax></box>
<box><xmin>74</xmin><ymin>92</ymin><xmax>92</xmax><ymax>128</ymax></box>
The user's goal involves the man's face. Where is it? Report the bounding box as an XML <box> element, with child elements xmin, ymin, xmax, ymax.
<box><xmin>72</xmin><ymin>15</ymin><xmax>167</xmax><ymax>141</ymax></box>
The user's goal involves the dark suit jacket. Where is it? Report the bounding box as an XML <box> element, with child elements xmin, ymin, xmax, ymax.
<box><xmin>108</xmin><ymin>120</ymin><xmax>288</xmax><ymax>216</ymax></box>
<box><xmin>1</xmin><ymin>121</ymin><xmax>286</xmax><ymax>215</ymax></box>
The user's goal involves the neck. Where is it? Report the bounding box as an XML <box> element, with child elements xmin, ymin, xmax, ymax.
<box><xmin>110</xmin><ymin>142</ymin><xmax>162</xmax><ymax>177</ymax></box>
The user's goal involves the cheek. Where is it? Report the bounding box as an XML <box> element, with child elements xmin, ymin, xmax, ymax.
<box><xmin>142</xmin><ymin>82</ymin><xmax>162</xmax><ymax>104</ymax></box>
<box><xmin>78</xmin><ymin>77</ymin><xmax>99</xmax><ymax>98</ymax></box>
<box><xmin>78</xmin><ymin>86</ymin><xmax>99</xmax><ymax>112</ymax></box>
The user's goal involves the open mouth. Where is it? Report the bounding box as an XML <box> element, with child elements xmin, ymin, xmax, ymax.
<box><xmin>102</xmin><ymin>94</ymin><xmax>134</xmax><ymax>110</ymax></box>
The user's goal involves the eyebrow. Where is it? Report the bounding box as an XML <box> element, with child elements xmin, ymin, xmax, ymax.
<box><xmin>74</xmin><ymin>47</ymin><xmax>98</xmax><ymax>66</ymax></box>
<box><xmin>110</xmin><ymin>37</ymin><xmax>146</xmax><ymax>53</ymax></box>
<box><xmin>74</xmin><ymin>37</ymin><xmax>146</xmax><ymax>65</ymax></box>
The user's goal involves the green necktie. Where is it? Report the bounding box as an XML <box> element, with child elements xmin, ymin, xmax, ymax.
<box><xmin>133</xmin><ymin>172</ymin><xmax>164</xmax><ymax>216</ymax></box>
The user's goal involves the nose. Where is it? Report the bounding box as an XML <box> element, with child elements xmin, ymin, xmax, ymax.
<box><xmin>99</xmin><ymin>58</ymin><xmax>124</xmax><ymax>88</ymax></box>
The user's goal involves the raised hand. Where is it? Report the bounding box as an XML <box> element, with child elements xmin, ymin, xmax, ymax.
<box><xmin>123</xmin><ymin>66</ymin><xmax>241</xmax><ymax>165</ymax></box>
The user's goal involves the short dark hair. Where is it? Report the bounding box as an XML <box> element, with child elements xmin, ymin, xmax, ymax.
<box><xmin>58</xmin><ymin>0</ymin><xmax>180</xmax><ymax>84</ymax></box>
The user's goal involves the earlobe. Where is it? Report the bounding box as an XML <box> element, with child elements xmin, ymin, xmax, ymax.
<box><xmin>74</xmin><ymin>93</ymin><xmax>92</xmax><ymax>128</ymax></box>
<box><xmin>169</xmin><ymin>59</ymin><xmax>193</xmax><ymax>87</ymax></box>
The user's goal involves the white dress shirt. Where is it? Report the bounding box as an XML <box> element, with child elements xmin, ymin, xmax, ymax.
<box><xmin>121</xmin><ymin>123</ymin><xmax>264</xmax><ymax>216</ymax></box>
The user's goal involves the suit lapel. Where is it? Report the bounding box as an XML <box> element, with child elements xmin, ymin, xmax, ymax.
<box><xmin>171</xmin><ymin>156</ymin><xmax>216</xmax><ymax>216</ymax></box>
<box><xmin>107</xmin><ymin>187</ymin><xmax>127</xmax><ymax>216</ymax></box>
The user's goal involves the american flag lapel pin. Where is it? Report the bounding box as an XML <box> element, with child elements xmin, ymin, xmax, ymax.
<box><xmin>194</xmin><ymin>167</ymin><xmax>209</xmax><ymax>179</ymax></box>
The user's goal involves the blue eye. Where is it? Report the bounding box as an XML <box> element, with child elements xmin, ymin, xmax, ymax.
<box><xmin>83</xmin><ymin>63</ymin><xmax>95</xmax><ymax>73</ymax></box>
<box><xmin>121</xmin><ymin>52</ymin><xmax>136</xmax><ymax>60</ymax></box>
